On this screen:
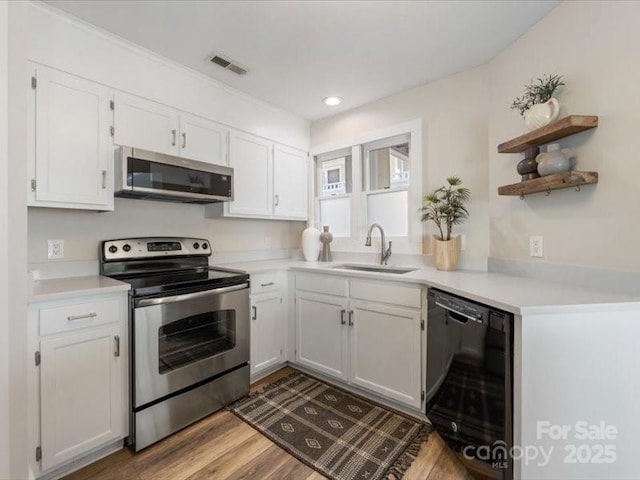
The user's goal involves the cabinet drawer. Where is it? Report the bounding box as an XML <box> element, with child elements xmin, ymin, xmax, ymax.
<box><xmin>296</xmin><ymin>273</ymin><xmax>348</xmax><ymax>297</ymax></box>
<box><xmin>250</xmin><ymin>272</ymin><xmax>281</xmax><ymax>295</ymax></box>
<box><xmin>39</xmin><ymin>298</ymin><xmax>122</xmax><ymax>336</ymax></box>
<box><xmin>350</xmin><ymin>279</ymin><xmax>421</xmax><ymax>308</ymax></box>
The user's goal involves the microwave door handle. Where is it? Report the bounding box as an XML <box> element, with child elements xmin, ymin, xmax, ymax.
<box><xmin>136</xmin><ymin>282</ymin><xmax>249</xmax><ymax>307</ymax></box>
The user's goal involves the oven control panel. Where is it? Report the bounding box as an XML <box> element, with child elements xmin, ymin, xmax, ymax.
<box><xmin>102</xmin><ymin>237</ymin><xmax>211</xmax><ymax>261</ymax></box>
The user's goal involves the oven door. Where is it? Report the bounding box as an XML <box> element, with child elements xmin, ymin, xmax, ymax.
<box><xmin>132</xmin><ymin>282</ymin><xmax>249</xmax><ymax>408</ymax></box>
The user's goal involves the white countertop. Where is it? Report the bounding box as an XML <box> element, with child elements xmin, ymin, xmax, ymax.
<box><xmin>219</xmin><ymin>259</ymin><xmax>640</xmax><ymax>315</ymax></box>
<box><xmin>29</xmin><ymin>275</ymin><xmax>130</xmax><ymax>304</ymax></box>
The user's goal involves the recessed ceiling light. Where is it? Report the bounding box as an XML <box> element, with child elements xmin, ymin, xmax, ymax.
<box><xmin>323</xmin><ymin>96</ymin><xmax>342</xmax><ymax>106</ymax></box>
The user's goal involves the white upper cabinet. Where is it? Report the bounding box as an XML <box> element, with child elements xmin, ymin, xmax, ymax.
<box><xmin>30</xmin><ymin>65</ymin><xmax>114</xmax><ymax>210</ymax></box>
<box><xmin>208</xmin><ymin>130</ymin><xmax>309</xmax><ymax>221</ymax></box>
<box><xmin>273</xmin><ymin>144</ymin><xmax>308</xmax><ymax>220</ymax></box>
<box><xmin>113</xmin><ymin>93</ymin><xmax>229</xmax><ymax>166</ymax></box>
<box><xmin>179</xmin><ymin>113</ymin><xmax>228</xmax><ymax>165</ymax></box>
<box><xmin>113</xmin><ymin>92</ymin><xmax>179</xmax><ymax>156</ymax></box>
<box><xmin>227</xmin><ymin>130</ymin><xmax>273</xmax><ymax>217</ymax></box>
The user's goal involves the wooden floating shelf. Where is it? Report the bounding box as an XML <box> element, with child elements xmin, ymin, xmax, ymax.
<box><xmin>498</xmin><ymin>171</ymin><xmax>598</xmax><ymax>197</ymax></box>
<box><xmin>498</xmin><ymin>115</ymin><xmax>598</xmax><ymax>154</ymax></box>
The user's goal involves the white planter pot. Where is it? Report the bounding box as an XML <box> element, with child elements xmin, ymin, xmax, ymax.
<box><xmin>523</xmin><ymin>98</ymin><xmax>560</xmax><ymax>130</ymax></box>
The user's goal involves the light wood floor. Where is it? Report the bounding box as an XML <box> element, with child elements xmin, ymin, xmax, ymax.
<box><xmin>63</xmin><ymin>368</ymin><xmax>472</xmax><ymax>480</ymax></box>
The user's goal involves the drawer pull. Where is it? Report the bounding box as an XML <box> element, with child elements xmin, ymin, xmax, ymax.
<box><xmin>260</xmin><ymin>282</ymin><xmax>275</xmax><ymax>287</ymax></box>
<box><xmin>252</xmin><ymin>306</ymin><xmax>257</xmax><ymax>321</ymax></box>
<box><xmin>340</xmin><ymin>309</ymin><xmax>346</xmax><ymax>325</ymax></box>
<box><xmin>348</xmin><ymin>310</ymin><xmax>354</xmax><ymax>326</ymax></box>
<box><xmin>114</xmin><ymin>335</ymin><xmax>120</xmax><ymax>357</ymax></box>
<box><xmin>67</xmin><ymin>312</ymin><xmax>97</xmax><ymax>321</ymax></box>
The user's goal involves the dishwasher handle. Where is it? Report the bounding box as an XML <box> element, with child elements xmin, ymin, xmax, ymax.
<box><xmin>435</xmin><ymin>301</ymin><xmax>479</xmax><ymax>325</ymax></box>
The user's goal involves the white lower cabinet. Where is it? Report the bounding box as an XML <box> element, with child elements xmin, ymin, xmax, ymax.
<box><xmin>349</xmin><ymin>301</ymin><xmax>423</xmax><ymax>409</ymax></box>
<box><xmin>295</xmin><ymin>291</ymin><xmax>349</xmax><ymax>381</ymax></box>
<box><xmin>249</xmin><ymin>271</ymin><xmax>287</xmax><ymax>378</ymax></box>
<box><xmin>294</xmin><ymin>274</ymin><xmax>425</xmax><ymax>410</ymax></box>
<box><xmin>29</xmin><ymin>293</ymin><xmax>128</xmax><ymax>475</ymax></box>
<box><xmin>250</xmin><ymin>293</ymin><xmax>285</xmax><ymax>376</ymax></box>
<box><xmin>40</xmin><ymin>324</ymin><xmax>124</xmax><ymax>470</ymax></box>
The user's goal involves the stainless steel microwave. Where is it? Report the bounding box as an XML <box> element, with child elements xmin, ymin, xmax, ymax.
<box><xmin>114</xmin><ymin>146</ymin><xmax>233</xmax><ymax>204</ymax></box>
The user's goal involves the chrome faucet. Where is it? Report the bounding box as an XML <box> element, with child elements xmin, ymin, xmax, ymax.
<box><xmin>365</xmin><ymin>223</ymin><xmax>392</xmax><ymax>265</ymax></box>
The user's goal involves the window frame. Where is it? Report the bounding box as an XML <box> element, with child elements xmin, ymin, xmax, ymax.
<box><xmin>310</xmin><ymin>119</ymin><xmax>423</xmax><ymax>254</ymax></box>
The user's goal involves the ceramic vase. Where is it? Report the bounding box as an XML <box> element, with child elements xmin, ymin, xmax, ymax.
<box><xmin>523</xmin><ymin>98</ymin><xmax>560</xmax><ymax>130</ymax></box>
<box><xmin>536</xmin><ymin>143</ymin><xmax>572</xmax><ymax>176</ymax></box>
<box><xmin>301</xmin><ymin>226</ymin><xmax>321</xmax><ymax>262</ymax></box>
<box><xmin>319</xmin><ymin>226</ymin><xmax>333</xmax><ymax>262</ymax></box>
<box><xmin>432</xmin><ymin>235</ymin><xmax>461</xmax><ymax>271</ymax></box>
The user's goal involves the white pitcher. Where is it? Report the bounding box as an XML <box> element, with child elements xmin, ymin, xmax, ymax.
<box><xmin>524</xmin><ymin>98</ymin><xmax>560</xmax><ymax>130</ymax></box>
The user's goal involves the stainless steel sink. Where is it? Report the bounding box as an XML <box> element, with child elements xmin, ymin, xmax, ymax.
<box><xmin>331</xmin><ymin>264</ymin><xmax>418</xmax><ymax>274</ymax></box>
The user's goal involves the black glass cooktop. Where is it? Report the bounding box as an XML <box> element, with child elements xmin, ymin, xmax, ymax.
<box><xmin>115</xmin><ymin>267</ymin><xmax>249</xmax><ymax>297</ymax></box>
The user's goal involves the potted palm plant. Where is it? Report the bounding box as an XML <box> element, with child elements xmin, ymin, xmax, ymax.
<box><xmin>420</xmin><ymin>176</ymin><xmax>470</xmax><ymax>271</ymax></box>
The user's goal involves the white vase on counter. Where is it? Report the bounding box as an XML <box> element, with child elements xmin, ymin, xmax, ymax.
<box><xmin>302</xmin><ymin>226</ymin><xmax>322</xmax><ymax>262</ymax></box>
<box><xmin>523</xmin><ymin>98</ymin><xmax>560</xmax><ymax>130</ymax></box>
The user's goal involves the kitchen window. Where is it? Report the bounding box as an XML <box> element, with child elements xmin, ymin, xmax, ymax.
<box><xmin>363</xmin><ymin>134</ymin><xmax>411</xmax><ymax>237</ymax></box>
<box><xmin>311</xmin><ymin>120</ymin><xmax>423</xmax><ymax>253</ymax></box>
<box><xmin>315</xmin><ymin>148</ymin><xmax>352</xmax><ymax>238</ymax></box>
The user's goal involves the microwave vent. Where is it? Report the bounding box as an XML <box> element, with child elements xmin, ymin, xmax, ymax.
<box><xmin>209</xmin><ymin>54</ymin><xmax>248</xmax><ymax>75</ymax></box>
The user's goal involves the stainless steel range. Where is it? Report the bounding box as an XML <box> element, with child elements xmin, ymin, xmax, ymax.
<box><xmin>100</xmin><ymin>237</ymin><xmax>250</xmax><ymax>451</ymax></box>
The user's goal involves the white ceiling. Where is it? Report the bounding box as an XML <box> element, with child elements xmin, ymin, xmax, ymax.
<box><xmin>45</xmin><ymin>0</ymin><xmax>559</xmax><ymax>121</ymax></box>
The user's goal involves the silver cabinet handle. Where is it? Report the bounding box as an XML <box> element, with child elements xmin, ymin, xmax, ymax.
<box><xmin>101</xmin><ymin>170</ymin><xmax>107</xmax><ymax>189</ymax></box>
<box><xmin>181</xmin><ymin>132</ymin><xmax>187</xmax><ymax>149</ymax></box>
<box><xmin>136</xmin><ymin>282</ymin><xmax>249</xmax><ymax>307</ymax></box>
<box><xmin>114</xmin><ymin>335</ymin><xmax>120</xmax><ymax>357</ymax></box>
<box><xmin>348</xmin><ymin>310</ymin><xmax>354</xmax><ymax>326</ymax></box>
<box><xmin>260</xmin><ymin>282</ymin><xmax>275</xmax><ymax>287</ymax></box>
<box><xmin>252</xmin><ymin>305</ymin><xmax>257</xmax><ymax>320</ymax></box>
<box><xmin>340</xmin><ymin>309</ymin><xmax>346</xmax><ymax>325</ymax></box>
<box><xmin>274</xmin><ymin>194</ymin><xmax>280</xmax><ymax>207</ymax></box>
<box><xmin>171</xmin><ymin>129</ymin><xmax>177</xmax><ymax>146</ymax></box>
<box><xmin>67</xmin><ymin>312</ymin><xmax>97</xmax><ymax>321</ymax></box>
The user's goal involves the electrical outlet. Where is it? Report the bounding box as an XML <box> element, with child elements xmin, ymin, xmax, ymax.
<box><xmin>460</xmin><ymin>234</ymin><xmax>466</xmax><ymax>251</ymax></box>
<box><xmin>47</xmin><ymin>239</ymin><xmax>64</xmax><ymax>259</ymax></box>
<box><xmin>529</xmin><ymin>236</ymin><xmax>543</xmax><ymax>258</ymax></box>
<box><xmin>264</xmin><ymin>236</ymin><xmax>272</xmax><ymax>249</ymax></box>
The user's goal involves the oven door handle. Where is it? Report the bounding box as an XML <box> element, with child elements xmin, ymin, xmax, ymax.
<box><xmin>136</xmin><ymin>282</ymin><xmax>249</xmax><ymax>307</ymax></box>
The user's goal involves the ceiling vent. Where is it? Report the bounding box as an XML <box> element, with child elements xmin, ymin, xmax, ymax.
<box><xmin>209</xmin><ymin>54</ymin><xmax>248</xmax><ymax>75</ymax></box>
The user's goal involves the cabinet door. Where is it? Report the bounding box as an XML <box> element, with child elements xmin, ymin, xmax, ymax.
<box><xmin>295</xmin><ymin>291</ymin><xmax>348</xmax><ymax>381</ymax></box>
<box><xmin>40</xmin><ymin>325</ymin><xmax>123</xmax><ymax>471</ymax></box>
<box><xmin>179</xmin><ymin>113</ymin><xmax>228</xmax><ymax>165</ymax></box>
<box><xmin>250</xmin><ymin>293</ymin><xmax>284</xmax><ymax>376</ymax></box>
<box><xmin>113</xmin><ymin>92</ymin><xmax>179</xmax><ymax>155</ymax></box>
<box><xmin>349</xmin><ymin>301</ymin><xmax>422</xmax><ymax>408</ymax></box>
<box><xmin>273</xmin><ymin>145</ymin><xmax>308</xmax><ymax>220</ymax></box>
<box><xmin>32</xmin><ymin>66</ymin><xmax>113</xmax><ymax>209</ymax></box>
<box><xmin>227</xmin><ymin>130</ymin><xmax>272</xmax><ymax>217</ymax></box>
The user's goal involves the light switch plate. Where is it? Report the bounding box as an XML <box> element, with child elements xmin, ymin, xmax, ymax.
<box><xmin>47</xmin><ymin>239</ymin><xmax>64</xmax><ymax>259</ymax></box>
<box><xmin>529</xmin><ymin>236</ymin><xmax>543</xmax><ymax>257</ymax></box>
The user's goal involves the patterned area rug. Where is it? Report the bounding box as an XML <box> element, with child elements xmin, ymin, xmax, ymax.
<box><xmin>229</xmin><ymin>372</ymin><xmax>432</xmax><ymax>480</ymax></box>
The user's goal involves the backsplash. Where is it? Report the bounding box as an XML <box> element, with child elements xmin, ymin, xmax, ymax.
<box><xmin>28</xmin><ymin>198</ymin><xmax>306</xmax><ymax>263</ymax></box>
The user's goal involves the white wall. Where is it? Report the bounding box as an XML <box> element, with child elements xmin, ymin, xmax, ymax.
<box><xmin>311</xmin><ymin>66</ymin><xmax>490</xmax><ymax>270</ymax></box>
<box><xmin>28</xmin><ymin>199</ymin><xmax>305</xmax><ymax>263</ymax></box>
<box><xmin>0</xmin><ymin>2</ymin><xmax>10</xmax><ymax>476</ymax></box>
<box><xmin>489</xmin><ymin>1</ymin><xmax>640</xmax><ymax>272</ymax></box>
<box><xmin>5</xmin><ymin>1</ymin><xmax>29</xmax><ymax>478</ymax></box>
<box><xmin>27</xmin><ymin>3</ymin><xmax>309</xmax><ymax>266</ymax></box>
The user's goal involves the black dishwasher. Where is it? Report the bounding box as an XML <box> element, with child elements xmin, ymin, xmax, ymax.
<box><xmin>426</xmin><ymin>288</ymin><xmax>513</xmax><ymax>480</ymax></box>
